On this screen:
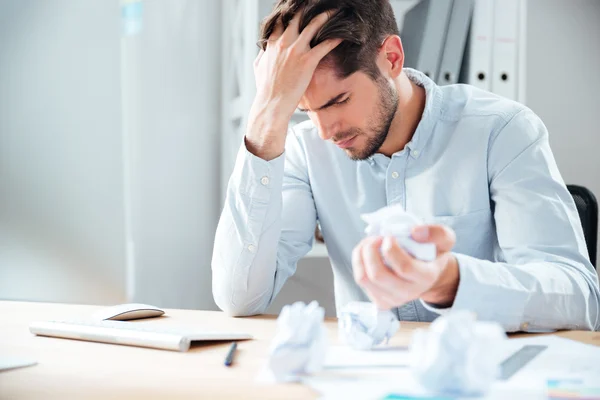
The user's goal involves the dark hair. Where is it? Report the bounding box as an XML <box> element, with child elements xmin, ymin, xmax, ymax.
<box><xmin>258</xmin><ymin>0</ymin><xmax>400</xmax><ymax>80</ymax></box>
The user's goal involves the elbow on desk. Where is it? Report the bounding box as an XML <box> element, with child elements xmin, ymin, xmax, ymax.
<box><xmin>215</xmin><ymin>299</ymin><xmax>267</xmax><ymax>317</ymax></box>
<box><xmin>211</xmin><ymin>259</ymin><xmax>268</xmax><ymax>317</ymax></box>
<box><xmin>212</xmin><ymin>286</ymin><xmax>270</xmax><ymax>317</ymax></box>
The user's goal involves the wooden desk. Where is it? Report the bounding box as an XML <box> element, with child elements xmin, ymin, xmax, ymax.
<box><xmin>1</xmin><ymin>301</ymin><xmax>599</xmax><ymax>399</ymax></box>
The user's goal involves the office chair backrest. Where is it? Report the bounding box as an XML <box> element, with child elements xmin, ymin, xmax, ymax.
<box><xmin>567</xmin><ymin>185</ymin><xmax>598</xmax><ymax>269</ymax></box>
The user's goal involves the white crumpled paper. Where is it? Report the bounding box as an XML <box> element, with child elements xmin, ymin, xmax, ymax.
<box><xmin>361</xmin><ymin>204</ymin><xmax>436</xmax><ymax>261</ymax></box>
<box><xmin>261</xmin><ymin>301</ymin><xmax>328</xmax><ymax>383</ymax></box>
<box><xmin>338</xmin><ymin>301</ymin><xmax>400</xmax><ymax>350</ymax></box>
<box><xmin>409</xmin><ymin>310</ymin><xmax>507</xmax><ymax>396</ymax></box>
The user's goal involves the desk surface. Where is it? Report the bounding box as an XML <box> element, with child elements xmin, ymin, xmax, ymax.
<box><xmin>1</xmin><ymin>301</ymin><xmax>599</xmax><ymax>399</ymax></box>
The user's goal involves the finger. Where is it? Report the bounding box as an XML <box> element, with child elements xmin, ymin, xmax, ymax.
<box><xmin>297</xmin><ymin>11</ymin><xmax>331</xmax><ymax>48</ymax></box>
<box><xmin>268</xmin><ymin>18</ymin><xmax>283</xmax><ymax>41</ymax></box>
<box><xmin>352</xmin><ymin>241</ymin><xmax>367</xmax><ymax>285</ymax></box>
<box><xmin>281</xmin><ymin>12</ymin><xmax>301</xmax><ymax>45</ymax></box>
<box><xmin>381</xmin><ymin>236</ymin><xmax>439</xmax><ymax>284</ymax></box>
<box><xmin>352</xmin><ymin>239</ymin><xmax>399</xmax><ymax>309</ymax></box>
<box><xmin>411</xmin><ymin>224</ymin><xmax>456</xmax><ymax>254</ymax></box>
<box><xmin>352</xmin><ymin>238</ymin><xmax>385</xmax><ymax>287</ymax></box>
<box><xmin>254</xmin><ymin>49</ymin><xmax>264</xmax><ymax>68</ymax></box>
<box><xmin>363</xmin><ymin>237</ymin><xmax>405</xmax><ymax>292</ymax></box>
<box><xmin>306</xmin><ymin>38</ymin><xmax>343</xmax><ymax>66</ymax></box>
<box><xmin>381</xmin><ymin>236</ymin><xmax>421</xmax><ymax>281</ymax></box>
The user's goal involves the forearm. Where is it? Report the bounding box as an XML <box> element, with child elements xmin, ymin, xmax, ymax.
<box><xmin>427</xmin><ymin>253</ymin><xmax>600</xmax><ymax>332</ymax></box>
<box><xmin>244</xmin><ymin>98</ymin><xmax>291</xmax><ymax>161</ymax></box>
<box><xmin>211</xmin><ymin>145</ymin><xmax>285</xmax><ymax>316</ymax></box>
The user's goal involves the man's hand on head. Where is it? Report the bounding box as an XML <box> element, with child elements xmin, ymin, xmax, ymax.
<box><xmin>352</xmin><ymin>224</ymin><xmax>460</xmax><ymax>310</ymax></box>
<box><xmin>246</xmin><ymin>11</ymin><xmax>342</xmax><ymax>161</ymax></box>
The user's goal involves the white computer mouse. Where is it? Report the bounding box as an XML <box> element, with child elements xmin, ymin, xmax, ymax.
<box><xmin>93</xmin><ymin>303</ymin><xmax>165</xmax><ymax>321</ymax></box>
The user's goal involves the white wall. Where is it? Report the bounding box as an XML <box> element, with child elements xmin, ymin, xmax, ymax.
<box><xmin>124</xmin><ymin>0</ymin><xmax>221</xmax><ymax>309</ymax></box>
<box><xmin>0</xmin><ymin>0</ymin><xmax>127</xmax><ymax>304</ymax></box>
<box><xmin>0</xmin><ymin>0</ymin><xmax>222</xmax><ymax>310</ymax></box>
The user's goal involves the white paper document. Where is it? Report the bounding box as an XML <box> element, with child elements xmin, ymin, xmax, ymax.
<box><xmin>305</xmin><ymin>372</ymin><xmax>546</xmax><ymax>400</ymax></box>
<box><xmin>503</xmin><ymin>336</ymin><xmax>600</xmax><ymax>384</ymax></box>
<box><xmin>307</xmin><ymin>335</ymin><xmax>600</xmax><ymax>399</ymax></box>
<box><xmin>324</xmin><ymin>346</ymin><xmax>410</xmax><ymax>369</ymax></box>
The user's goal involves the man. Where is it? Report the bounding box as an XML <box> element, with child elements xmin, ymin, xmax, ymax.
<box><xmin>212</xmin><ymin>0</ymin><xmax>600</xmax><ymax>331</ymax></box>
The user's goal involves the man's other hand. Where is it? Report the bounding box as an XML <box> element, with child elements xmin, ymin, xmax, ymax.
<box><xmin>352</xmin><ymin>225</ymin><xmax>460</xmax><ymax>310</ymax></box>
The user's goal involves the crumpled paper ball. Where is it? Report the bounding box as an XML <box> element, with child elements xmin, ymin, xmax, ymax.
<box><xmin>339</xmin><ymin>301</ymin><xmax>400</xmax><ymax>350</ymax></box>
<box><xmin>361</xmin><ymin>204</ymin><xmax>436</xmax><ymax>261</ymax></box>
<box><xmin>410</xmin><ymin>310</ymin><xmax>507</xmax><ymax>396</ymax></box>
<box><xmin>265</xmin><ymin>301</ymin><xmax>328</xmax><ymax>382</ymax></box>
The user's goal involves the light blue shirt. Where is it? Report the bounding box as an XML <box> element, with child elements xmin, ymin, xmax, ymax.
<box><xmin>212</xmin><ymin>68</ymin><xmax>600</xmax><ymax>332</ymax></box>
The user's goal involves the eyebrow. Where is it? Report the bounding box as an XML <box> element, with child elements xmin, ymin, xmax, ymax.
<box><xmin>297</xmin><ymin>92</ymin><xmax>349</xmax><ymax>113</ymax></box>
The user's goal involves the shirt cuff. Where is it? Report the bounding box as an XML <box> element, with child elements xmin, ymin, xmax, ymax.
<box><xmin>230</xmin><ymin>139</ymin><xmax>285</xmax><ymax>203</ymax></box>
<box><xmin>419</xmin><ymin>298</ymin><xmax>452</xmax><ymax>315</ymax></box>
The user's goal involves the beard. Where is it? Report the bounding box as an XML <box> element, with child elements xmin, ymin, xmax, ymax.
<box><xmin>337</xmin><ymin>77</ymin><xmax>399</xmax><ymax>161</ymax></box>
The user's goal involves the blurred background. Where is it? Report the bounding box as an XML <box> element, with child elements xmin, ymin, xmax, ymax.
<box><xmin>0</xmin><ymin>0</ymin><xmax>598</xmax><ymax>317</ymax></box>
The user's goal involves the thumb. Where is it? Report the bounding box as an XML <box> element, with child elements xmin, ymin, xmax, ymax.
<box><xmin>411</xmin><ymin>224</ymin><xmax>456</xmax><ymax>253</ymax></box>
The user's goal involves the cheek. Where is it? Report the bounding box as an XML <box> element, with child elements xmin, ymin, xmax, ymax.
<box><xmin>343</xmin><ymin>102</ymin><xmax>370</xmax><ymax>129</ymax></box>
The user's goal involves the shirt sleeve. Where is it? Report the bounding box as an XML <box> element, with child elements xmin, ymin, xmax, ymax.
<box><xmin>211</xmin><ymin>130</ymin><xmax>317</xmax><ymax>316</ymax></box>
<box><xmin>421</xmin><ymin>108</ymin><xmax>600</xmax><ymax>332</ymax></box>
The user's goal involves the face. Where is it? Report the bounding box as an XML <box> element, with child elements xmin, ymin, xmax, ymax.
<box><xmin>298</xmin><ymin>66</ymin><xmax>399</xmax><ymax>161</ymax></box>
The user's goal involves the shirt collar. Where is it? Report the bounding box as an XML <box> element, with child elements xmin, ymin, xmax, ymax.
<box><xmin>366</xmin><ymin>68</ymin><xmax>443</xmax><ymax>166</ymax></box>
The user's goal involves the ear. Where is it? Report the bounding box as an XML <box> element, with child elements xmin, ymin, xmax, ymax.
<box><xmin>377</xmin><ymin>35</ymin><xmax>404</xmax><ymax>79</ymax></box>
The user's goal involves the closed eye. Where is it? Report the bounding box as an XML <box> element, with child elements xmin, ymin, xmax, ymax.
<box><xmin>335</xmin><ymin>97</ymin><xmax>350</xmax><ymax>107</ymax></box>
<box><xmin>298</xmin><ymin>95</ymin><xmax>351</xmax><ymax>113</ymax></box>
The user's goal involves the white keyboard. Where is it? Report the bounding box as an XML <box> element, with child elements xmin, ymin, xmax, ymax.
<box><xmin>29</xmin><ymin>319</ymin><xmax>253</xmax><ymax>352</ymax></box>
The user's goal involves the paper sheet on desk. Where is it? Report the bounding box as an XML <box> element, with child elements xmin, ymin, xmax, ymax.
<box><xmin>313</xmin><ymin>346</ymin><xmax>545</xmax><ymax>399</ymax></box>
<box><xmin>502</xmin><ymin>336</ymin><xmax>600</xmax><ymax>383</ymax></box>
<box><xmin>306</xmin><ymin>336</ymin><xmax>600</xmax><ymax>400</ymax></box>
<box><xmin>324</xmin><ymin>346</ymin><xmax>410</xmax><ymax>369</ymax></box>
<box><xmin>305</xmin><ymin>373</ymin><xmax>547</xmax><ymax>400</ymax></box>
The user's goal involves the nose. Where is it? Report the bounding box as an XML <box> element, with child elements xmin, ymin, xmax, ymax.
<box><xmin>312</xmin><ymin>112</ymin><xmax>340</xmax><ymax>141</ymax></box>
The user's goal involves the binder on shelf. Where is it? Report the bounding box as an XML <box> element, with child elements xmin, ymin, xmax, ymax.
<box><xmin>401</xmin><ymin>0</ymin><xmax>454</xmax><ymax>82</ymax></box>
<box><xmin>438</xmin><ymin>0</ymin><xmax>475</xmax><ymax>85</ymax></box>
<box><xmin>462</xmin><ymin>0</ymin><xmax>494</xmax><ymax>91</ymax></box>
<box><xmin>491</xmin><ymin>0</ymin><xmax>520</xmax><ymax>100</ymax></box>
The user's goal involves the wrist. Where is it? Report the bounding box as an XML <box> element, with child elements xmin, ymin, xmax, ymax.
<box><xmin>250</xmin><ymin>94</ymin><xmax>294</xmax><ymax>130</ymax></box>
<box><xmin>245</xmin><ymin>106</ymin><xmax>289</xmax><ymax>161</ymax></box>
<box><xmin>421</xmin><ymin>254</ymin><xmax>460</xmax><ymax>307</ymax></box>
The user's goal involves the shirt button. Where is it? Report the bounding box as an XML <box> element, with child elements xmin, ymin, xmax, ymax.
<box><xmin>412</xmin><ymin>150</ymin><xmax>420</xmax><ymax>157</ymax></box>
<box><xmin>391</xmin><ymin>171</ymin><xmax>399</xmax><ymax>179</ymax></box>
<box><xmin>247</xmin><ymin>244</ymin><xmax>256</xmax><ymax>252</ymax></box>
<box><xmin>260</xmin><ymin>176</ymin><xmax>270</xmax><ymax>186</ymax></box>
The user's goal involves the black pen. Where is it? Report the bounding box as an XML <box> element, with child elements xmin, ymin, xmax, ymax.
<box><xmin>224</xmin><ymin>342</ymin><xmax>237</xmax><ymax>367</ymax></box>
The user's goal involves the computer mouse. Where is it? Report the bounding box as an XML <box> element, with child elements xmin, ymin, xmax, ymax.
<box><xmin>93</xmin><ymin>303</ymin><xmax>165</xmax><ymax>321</ymax></box>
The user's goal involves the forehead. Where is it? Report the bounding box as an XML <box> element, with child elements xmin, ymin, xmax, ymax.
<box><xmin>300</xmin><ymin>67</ymin><xmax>375</xmax><ymax>109</ymax></box>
